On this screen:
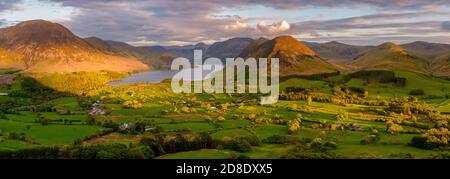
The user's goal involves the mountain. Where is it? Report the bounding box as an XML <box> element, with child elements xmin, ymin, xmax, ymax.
<box><xmin>106</xmin><ymin>40</ymin><xmax>176</xmax><ymax>69</ymax></box>
<box><xmin>84</xmin><ymin>37</ymin><xmax>124</xmax><ymax>55</ymax></box>
<box><xmin>147</xmin><ymin>46</ymin><xmax>167</xmax><ymax>53</ymax></box>
<box><xmin>401</xmin><ymin>41</ymin><xmax>450</xmax><ymax>60</ymax></box>
<box><xmin>303</xmin><ymin>41</ymin><xmax>374</xmax><ymax>61</ymax></box>
<box><xmin>0</xmin><ymin>20</ymin><xmax>148</xmax><ymax>72</ymax></box>
<box><xmin>351</xmin><ymin>42</ymin><xmax>430</xmax><ymax>74</ymax></box>
<box><xmin>431</xmin><ymin>54</ymin><xmax>450</xmax><ymax>77</ymax></box>
<box><xmin>204</xmin><ymin>37</ymin><xmax>254</xmax><ymax>60</ymax></box>
<box><xmin>238</xmin><ymin>38</ymin><xmax>269</xmax><ymax>58</ymax></box>
<box><xmin>159</xmin><ymin>43</ymin><xmax>210</xmax><ymax>60</ymax></box>
<box><xmin>238</xmin><ymin>36</ymin><xmax>338</xmax><ymax>76</ymax></box>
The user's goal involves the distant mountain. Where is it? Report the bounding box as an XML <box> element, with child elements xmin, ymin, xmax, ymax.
<box><xmin>106</xmin><ymin>40</ymin><xmax>176</xmax><ymax>69</ymax></box>
<box><xmin>0</xmin><ymin>20</ymin><xmax>148</xmax><ymax>72</ymax></box>
<box><xmin>204</xmin><ymin>37</ymin><xmax>254</xmax><ymax>60</ymax></box>
<box><xmin>158</xmin><ymin>43</ymin><xmax>210</xmax><ymax>60</ymax></box>
<box><xmin>147</xmin><ymin>46</ymin><xmax>167</xmax><ymax>53</ymax></box>
<box><xmin>401</xmin><ymin>41</ymin><xmax>450</xmax><ymax>60</ymax></box>
<box><xmin>239</xmin><ymin>36</ymin><xmax>338</xmax><ymax>76</ymax></box>
<box><xmin>351</xmin><ymin>42</ymin><xmax>429</xmax><ymax>74</ymax></box>
<box><xmin>303</xmin><ymin>41</ymin><xmax>374</xmax><ymax>61</ymax></box>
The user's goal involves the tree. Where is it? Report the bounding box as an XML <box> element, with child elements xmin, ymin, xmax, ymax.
<box><xmin>217</xmin><ymin>116</ymin><xmax>226</xmax><ymax>122</ymax></box>
<box><xmin>123</xmin><ymin>100</ymin><xmax>143</xmax><ymax>109</ymax></box>
<box><xmin>386</xmin><ymin>120</ymin><xmax>403</xmax><ymax>134</ymax></box>
<box><xmin>363</xmin><ymin>90</ymin><xmax>369</xmax><ymax>98</ymax></box>
<box><xmin>422</xmin><ymin>128</ymin><xmax>449</xmax><ymax>146</ymax></box>
<box><xmin>307</xmin><ymin>96</ymin><xmax>313</xmax><ymax>106</ymax></box>
<box><xmin>336</xmin><ymin>111</ymin><xmax>349</xmax><ymax>122</ymax></box>
<box><xmin>411</xmin><ymin>128</ymin><xmax>450</xmax><ymax>149</ymax></box>
<box><xmin>287</xmin><ymin>119</ymin><xmax>301</xmax><ymax>134</ymax></box>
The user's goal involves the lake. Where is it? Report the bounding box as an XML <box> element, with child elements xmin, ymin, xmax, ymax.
<box><xmin>108</xmin><ymin>65</ymin><xmax>222</xmax><ymax>86</ymax></box>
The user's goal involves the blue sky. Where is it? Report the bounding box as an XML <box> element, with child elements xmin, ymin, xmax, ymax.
<box><xmin>0</xmin><ymin>0</ymin><xmax>449</xmax><ymax>46</ymax></box>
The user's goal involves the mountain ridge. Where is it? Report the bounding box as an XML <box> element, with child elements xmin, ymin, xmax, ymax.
<box><xmin>0</xmin><ymin>20</ymin><xmax>148</xmax><ymax>73</ymax></box>
<box><xmin>239</xmin><ymin>35</ymin><xmax>338</xmax><ymax>76</ymax></box>
<box><xmin>350</xmin><ymin>42</ymin><xmax>430</xmax><ymax>74</ymax></box>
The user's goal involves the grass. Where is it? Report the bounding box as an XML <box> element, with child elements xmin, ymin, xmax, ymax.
<box><xmin>157</xmin><ymin>149</ymin><xmax>233</xmax><ymax>159</ymax></box>
<box><xmin>158</xmin><ymin>122</ymin><xmax>216</xmax><ymax>132</ymax></box>
<box><xmin>1</xmin><ymin>69</ymin><xmax>449</xmax><ymax>159</ymax></box>
<box><xmin>219</xmin><ymin>120</ymin><xmax>253</xmax><ymax>129</ymax></box>
<box><xmin>0</xmin><ymin>120</ymin><xmax>101</xmax><ymax>145</ymax></box>
<box><xmin>109</xmin><ymin>103</ymin><xmax>169</xmax><ymax>116</ymax></box>
<box><xmin>253</xmin><ymin>125</ymin><xmax>288</xmax><ymax>140</ymax></box>
<box><xmin>0</xmin><ymin>139</ymin><xmax>35</xmax><ymax>151</ymax></box>
<box><xmin>41</xmin><ymin>112</ymin><xmax>88</xmax><ymax>122</ymax></box>
<box><xmin>157</xmin><ymin>144</ymin><xmax>293</xmax><ymax>159</ymax></box>
<box><xmin>0</xmin><ymin>68</ymin><xmax>19</xmax><ymax>75</ymax></box>
<box><xmin>24</xmin><ymin>125</ymin><xmax>101</xmax><ymax>145</ymax></box>
<box><xmin>211</xmin><ymin>128</ymin><xmax>253</xmax><ymax>140</ymax></box>
<box><xmin>345</xmin><ymin>70</ymin><xmax>450</xmax><ymax>98</ymax></box>
<box><xmin>49</xmin><ymin>97</ymin><xmax>82</xmax><ymax>111</ymax></box>
<box><xmin>5</xmin><ymin>112</ymin><xmax>38</xmax><ymax>123</ymax></box>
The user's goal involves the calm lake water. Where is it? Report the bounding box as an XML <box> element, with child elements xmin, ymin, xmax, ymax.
<box><xmin>108</xmin><ymin>65</ymin><xmax>222</xmax><ymax>86</ymax></box>
<box><xmin>108</xmin><ymin>70</ymin><xmax>178</xmax><ymax>86</ymax></box>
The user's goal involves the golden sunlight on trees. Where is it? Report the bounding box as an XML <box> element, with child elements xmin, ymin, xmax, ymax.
<box><xmin>287</xmin><ymin>114</ymin><xmax>303</xmax><ymax>134</ymax></box>
<box><xmin>123</xmin><ymin>100</ymin><xmax>144</xmax><ymax>109</ymax></box>
<box><xmin>386</xmin><ymin>120</ymin><xmax>404</xmax><ymax>134</ymax></box>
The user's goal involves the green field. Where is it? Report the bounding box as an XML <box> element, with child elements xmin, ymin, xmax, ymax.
<box><xmin>1</xmin><ymin>69</ymin><xmax>449</xmax><ymax>159</ymax></box>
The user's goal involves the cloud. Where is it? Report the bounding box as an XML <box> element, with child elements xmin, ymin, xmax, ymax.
<box><xmin>442</xmin><ymin>21</ymin><xmax>450</xmax><ymax>31</ymax></box>
<box><xmin>224</xmin><ymin>20</ymin><xmax>291</xmax><ymax>36</ymax></box>
<box><xmin>257</xmin><ymin>20</ymin><xmax>291</xmax><ymax>34</ymax></box>
<box><xmin>0</xmin><ymin>0</ymin><xmax>22</xmax><ymax>11</ymax></box>
<box><xmin>224</xmin><ymin>20</ymin><xmax>248</xmax><ymax>31</ymax></box>
<box><xmin>6</xmin><ymin>0</ymin><xmax>449</xmax><ymax>45</ymax></box>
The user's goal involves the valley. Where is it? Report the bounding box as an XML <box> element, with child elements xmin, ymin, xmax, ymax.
<box><xmin>0</xmin><ymin>20</ymin><xmax>449</xmax><ymax>159</ymax></box>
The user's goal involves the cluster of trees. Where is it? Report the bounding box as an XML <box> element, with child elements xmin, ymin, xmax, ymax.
<box><xmin>98</xmin><ymin>120</ymin><xmax>161</xmax><ymax>134</ymax></box>
<box><xmin>6</xmin><ymin>132</ymin><xmax>28</xmax><ymax>142</ymax></box>
<box><xmin>333</xmin><ymin>86</ymin><xmax>369</xmax><ymax>98</ymax></box>
<box><xmin>206</xmin><ymin>116</ymin><xmax>225</xmax><ymax>123</ymax></box>
<box><xmin>411</xmin><ymin>128</ymin><xmax>449</xmax><ymax>149</ymax></box>
<box><xmin>233</xmin><ymin>113</ymin><xmax>286</xmax><ymax>125</ymax></box>
<box><xmin>280</xmin><ymin>137</ymin><xmax>338</xmax><ymax>159</ymax></box>
<box><xmin>279</xmin><ymin>92</ymin><xmax>331</xmax><ymax>103</ymax></box>
<box><xmin>284</xmin><ymin>87</ymin><xmax>320</xmax><ymax>94</ymax></box>
<box><xmin>287</xmin><ymin>114</ymin><xmax>302</xmax><ymax>134</ymax></box>
<box><xmin>218</xmin><ymin>135</ymin><xmax>261</xmax><ymax>153</ymax></box>
<box><xmin>347</xmin><ymin>70</ymin><xmax>406</xmax><ymax>87</ymax></box>
<box><xmin>386</xmin><ymin>120</ymin><xmax>404</xmax><ymax>134</ymax></box>
<box><xmin>123</xmin><ymin>100</ymin><xmax>144</xmax><ymax>109</ymax></box>
<box><xmin>140</xmin><ymin>132</ymin><xmax>213</xmax><ymax>156</ymax></box>
<box><xmin>0</xmin><ymin>143</ymin><xmax>154</xmax><ymax>159</ymax></box>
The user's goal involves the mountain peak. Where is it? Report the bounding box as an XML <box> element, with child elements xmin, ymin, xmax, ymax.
<box><xmin>325</xmin><ymin>41</ymin><xmax>343</xmax><ymax>45</ymax></box>
<box><xmin>272</xmin><ymin>35</ymin><xmax>316</xmax><ymax>57</ymax></box>
<box><xmin>204</xmin><ymin>37</ymin><xmax>254</xmax><ymax>59</ymax></box>
<box><xmin>239</xmin><ymin>35</ymin><xmax>336</xmax><ymax>76</ymax></box>
<box><xmin>378</xmin><ymin>42</ymin><xmax>407</xmax><ymax>54</ymax></box>
<box><xmin>0</xmin><ymin>19</ymin><xmax>87</xmax><ymax>48</ymax></box>
<box><xmin>0</xmin><ymin>20</ymin><xmax>148</xmax><ymax>72</ymax></box>
<box><xmin>351</xmin><ymin>41</ymin><xmax>428</xmax><ymax>73</ymax></box>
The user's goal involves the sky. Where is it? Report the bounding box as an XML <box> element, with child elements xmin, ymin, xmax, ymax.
<box><xmin>0</xmin><ymin>0</ymin><xmax>449</xmax><ymax>46</ymax></box>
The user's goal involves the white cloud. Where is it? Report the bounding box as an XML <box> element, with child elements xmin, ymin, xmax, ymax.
<box><xmin>257</xmin><ymin>20</ymin><xmax>291</xmax><ymax>33</ymax></box>
<box><xmin>224</xmin><ymin>20</ymin><xmax>248</xmax><ymax>31</ymax></box>
<box><xmin>223</xmin><ymin>20</ymin><xmax>291</xmax><ymax>36</ymax></box>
